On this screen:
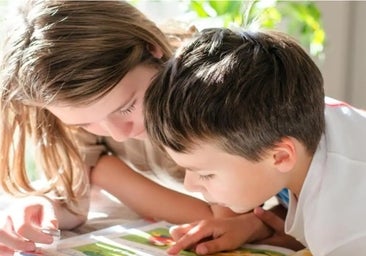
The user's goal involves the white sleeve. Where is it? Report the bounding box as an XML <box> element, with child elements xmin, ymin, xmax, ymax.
<box><xmin>326</xmin><ymin>235</ymin><xmax>366</xmax><ymax>256</ymax></box>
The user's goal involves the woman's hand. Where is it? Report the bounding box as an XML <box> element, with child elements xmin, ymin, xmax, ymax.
<box><xmin>166</xmin><ymin>212</ymin><xmax>272</xmax><ymax>255</ymax></box>
<box><xmin>0</xmin><ymin>196</ymin><xmax>58</xmax><ymax>255</ymax></box>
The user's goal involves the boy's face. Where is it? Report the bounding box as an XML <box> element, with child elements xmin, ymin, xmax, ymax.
<box><xmin>165</xmin><ymin>142</ymin><xmax>287</xmax><ymax>214</ymax></box>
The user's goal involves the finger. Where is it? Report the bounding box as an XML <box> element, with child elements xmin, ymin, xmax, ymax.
<box><xmin>0</xmin><ymin>216</ymin><xmax>37</xmax><ymax>252</ymax></box>
<box><xmin>256</xmin><ymin>234</ymin><xmax>305</xmax><ymax>251</ymax></box>
<box><xmin>17</xmin><ymin>205</ymin><xmax>54</xmax><ymax>244</ymax></box>
<box><xmin>169</xmin><ymin>223</ymin><xmax>197</xmax><ymax>241</ymax></box>
<box><xmin>17</xmin><ymin>226</ymin><xmax>54</xmax><ymax>245</ymax></box>
<box><xmin>0</xmin><ymin>244</ymin><xmax>17</xmax><ymax>256</ymax></box>
<box><xmin>0</xmin><ymin>234</ymin><xmax>36</xmax><ymax>252</ymax></box>
<box><xmin>255</xmin><ymin>236</ymin><xmax>285</xmax><ymax>246</ymax></box>
<box><xmin>194</xmin><ymin>234</ymin><xmax>241</xmax><ymax>255</ymax></box>
<box><xmin>253</xmin><ymin>207</ymin><xmax>284</xmax><ymax>233</ymax></box>
<box><xmin>0</xmin><ymin>231</ymin><xmax>36</xmax><ymax>252</ymax></box>
<box><xmin>167</xmin><ymin>223</ymin><xmax>214</xmax><ymax>255</ymax></box>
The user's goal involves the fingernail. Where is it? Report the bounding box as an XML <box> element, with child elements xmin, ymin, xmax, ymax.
<box><xmin>25</xmin><ymin>242</ymin><xmax>36</xmax><ymax>251</ymax></box>
<box><xmin>41</xmin><ymin>228</ymin><xmax>61</xmax><ymax>238</ymax></box>
<box><xmin>50</xmin><ymin>219</ymin><xmax>59</xmax><ymax>229</ymax></box>
<box><xmin>254</xmin><ymin>207</ymin><xmax>264</xmax><ymax>215</ymax></box>
<box><xmin>166</xmin><ymin>247</ymin><xmax>178</xmax><ymax>255</ymax></box>
<box><xmin>196</xmin><ymin>245</ymin><xmax>208</xmax><ymax>255</ymax></box>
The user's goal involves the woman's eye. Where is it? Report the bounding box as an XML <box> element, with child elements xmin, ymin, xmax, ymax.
<box><xmin>79</xmin><ymin>124</ymin><xmax>91</xmax><ymax>129</ymax></box>
<box><xmin>119</xmin><ymin>100</ymin><xmax>136</xmax><ymax>116</ymax></box>
<box><xmin>199</xmin><ymin>174</ymin><xmax>214</xmax><ymax>181</ymax></box>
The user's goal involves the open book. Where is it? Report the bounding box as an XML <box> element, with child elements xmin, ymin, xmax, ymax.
<box><xmin>23</xmin><ymin>220</ymin><xmax>298</xmax><ymax>256</ymax></box>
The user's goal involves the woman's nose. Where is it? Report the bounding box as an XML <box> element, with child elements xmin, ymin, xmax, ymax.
<box><xmin>184</xmin><ymin>170</ymin><xmax>204</xmax><ymax>193</ymax></box>
<box><xmin>100</xmin><ymin>120</ymin><xmax>131</xmax><ymax>142</ymax></box>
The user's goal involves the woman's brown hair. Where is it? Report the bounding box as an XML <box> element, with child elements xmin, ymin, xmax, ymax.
<box><xmin>0</xmin><ymin>0</ymin><xmax>173</xmax><ymax>213</ymax></box>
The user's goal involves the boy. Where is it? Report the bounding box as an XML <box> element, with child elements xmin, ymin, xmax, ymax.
<box><xmin>144</xmin><ymin>28</ymin><xmax>366</xmax><ymax>255</ymax></box>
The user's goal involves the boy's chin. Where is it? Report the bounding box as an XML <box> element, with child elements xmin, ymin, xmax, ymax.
<box><xmin>229</xmin><ymin>206</ymin><xmax>252</xmax><ymax>214</ymax></box>
<box><xmin>210</xmin><ymin>202</ymin><xmax>251</xmax><ymax>214</ymax></box>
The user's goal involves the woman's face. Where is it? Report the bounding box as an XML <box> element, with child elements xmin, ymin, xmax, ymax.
<box><xmin>46</xmin><ymin>64</ymin><xmax>157</xmax><ymax>141</ymax></box>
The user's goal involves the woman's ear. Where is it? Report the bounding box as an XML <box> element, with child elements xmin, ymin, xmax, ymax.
<box><xmin>272</xmin><ymin>137</ymin><xmax>297</xmax><ymax>173</ymax></box>
<box><xmin>147</xmin><ymin>44</ymin><xmax>164</xmax><ymax>59</ymax></box>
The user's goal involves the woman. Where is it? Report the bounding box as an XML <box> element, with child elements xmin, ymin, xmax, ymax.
<box><xmin>0</xmin><ymin>0</ymin><xmax>241</xmax><ymax>254</ymax></box>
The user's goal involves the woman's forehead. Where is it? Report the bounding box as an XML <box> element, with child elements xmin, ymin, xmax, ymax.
<box><xmin>45</xmin><ymin>64</ymin><xmax>158</xmax><ymax>125</ymax></box>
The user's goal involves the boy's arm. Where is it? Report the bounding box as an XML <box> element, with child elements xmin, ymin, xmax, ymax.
<box><xmin>210</xmin><ymin>203</ymin><xmax>238</xmax><ymax>218</ymax></box>
<box><xmin>167</xmin><ymin>206</ymin><xmax>305</xmax><ymax>255</ymax></box>
<box><xmin>90</xmin><ymin>155</ymin><xmax>235</xmax><ymax>224</ymax></box>
<box><xmin>167</xmin><ymin>212</ymin><xmax>272</xmax><ymax>255</ymax></box>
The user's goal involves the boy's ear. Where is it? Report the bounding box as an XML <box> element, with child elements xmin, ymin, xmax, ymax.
<box><xmin>147</xmin><ymin>44</ymin><xmax>164</xmax><ymax>59</ymax></box>
<box><xmin>272</xmin><ymin>137</ymin><xmax>297</xmax><ymax>173</ymax></box>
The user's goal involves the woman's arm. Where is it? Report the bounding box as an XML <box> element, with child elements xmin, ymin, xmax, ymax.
<box><xmin>52</xmin><ymin>194</ymin><xmax>89</xmax><ymax>230</ymax></box>
<box><xmin>90</xmin><ymin>155</ymin><xmax>235</xmax><ymax>224</ymax></box>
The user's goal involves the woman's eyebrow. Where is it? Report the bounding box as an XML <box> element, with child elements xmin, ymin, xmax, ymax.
<box><xmin>72</xmin><ymin>92</ymin><xmax>137</xmax><ymax>127</ymax></box>
<box><xmin>110</xmin><ymin>91</ymin><xmax>137</xmax><ymax>114</ymax></box>
<box><xmin>185</xmin><ymin>167</ymin><xmax>200</xmax><ymax>172</ymax></box>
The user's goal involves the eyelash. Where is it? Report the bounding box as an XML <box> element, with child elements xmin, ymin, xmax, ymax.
<box><xmin>119</xmin><ymin>100</ymin><xmax>136</xmax><ymax>116</ymax></box>
<box><xmin>199</xmin><ymin>174</ymin><xmax>214</xmax><ymax>181</ymax></box>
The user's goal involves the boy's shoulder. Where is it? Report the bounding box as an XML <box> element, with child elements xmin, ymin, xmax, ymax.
<box><xmin>325</xmin><ymin>97</ymin><xmax>366</xmax><ymax>116</ymax></box>
<box><xmin>323</xmin><ymin>97</ymin><xmax>366</xmax><ymax>161</ymax></box>
<box><xmin>325</xmin><ymin>97</ymin><xmax>366</xmax><ymax>123</ymax></box>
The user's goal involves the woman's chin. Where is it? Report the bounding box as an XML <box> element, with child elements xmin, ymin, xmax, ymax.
<box><xmin>133</xmin><ymin>131</ymin><xmax>147</xmax><ymax>140</ymax></box>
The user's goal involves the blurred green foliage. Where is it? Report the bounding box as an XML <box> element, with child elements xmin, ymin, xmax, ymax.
<box><xmin>189</xmin><ymin>0</ymin><xmax>325</xmax><ymax>58</ymax></box>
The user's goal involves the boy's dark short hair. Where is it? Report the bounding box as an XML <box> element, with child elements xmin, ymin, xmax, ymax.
<box><xmin>144</xmin><ymin>28</ymin><xmax>325</xmax><ymax>161</ymax></box>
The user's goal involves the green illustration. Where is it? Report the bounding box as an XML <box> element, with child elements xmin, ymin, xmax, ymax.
<box><xmin>69</xmin><ymin>226</ymin><xmax>288</xmax><ymax>256</ymax></box>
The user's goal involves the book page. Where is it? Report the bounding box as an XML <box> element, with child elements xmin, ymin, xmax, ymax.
<box><xmin>19</xmin><ymin>221</ymin><xmax>295</xmax><ymax>256</ymax></box>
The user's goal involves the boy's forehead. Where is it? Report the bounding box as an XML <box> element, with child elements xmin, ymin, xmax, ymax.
<box><xmin>164</xmin><ymin>143</ymin><xmax>225</xmax><ymax>168</ymax></box>
<box><xmin>164</xmin><ymin>147</ymin><xmax>195</xmax><ymax>165</ymax></box>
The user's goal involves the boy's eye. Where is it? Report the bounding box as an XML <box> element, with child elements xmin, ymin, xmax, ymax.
<box><xmin>119</xmin><ymin>100</ymin><xmax>136</xmax><ymax>116</ymax></box>
<box><xmin>199</xmin><ymin>174</ymin><xmax>215</xmax><ymax>181</ymax></box>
